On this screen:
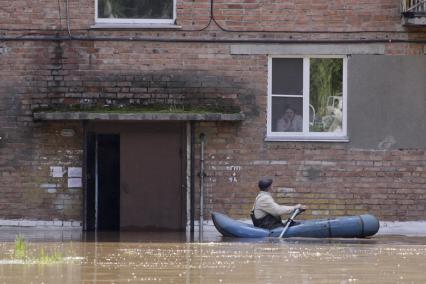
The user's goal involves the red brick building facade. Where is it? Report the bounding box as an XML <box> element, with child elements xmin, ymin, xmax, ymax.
<box><xmin>0</xmin><ymin>0</ymin><xmax>425</xmax><ymax>229</ymax></box>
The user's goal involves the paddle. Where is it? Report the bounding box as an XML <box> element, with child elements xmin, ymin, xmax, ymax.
<box><xmin>279</xmin><ymin>208</ymin><xmax>304</xmax><ymax>238</ymax></box>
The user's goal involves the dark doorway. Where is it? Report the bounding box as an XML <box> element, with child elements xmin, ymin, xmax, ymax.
<box><xmin>97</xmin><ymin>134</ymin><xmax>120</xmax><ymax>231</ymax></box>
<box><xmin>85</xmin><ymin>134</ymin><xmax>120</xmax><ymax>231</ymax></box>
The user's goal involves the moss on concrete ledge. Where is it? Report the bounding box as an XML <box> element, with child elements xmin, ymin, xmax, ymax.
<box><xmin>32</xmin><ymin>104</ymin><xmax>241</xmax><ymax>115</ymax></box>
<box><xmin>33</xmin><ymin>105</ymin><xmax>245</xmax><ymax>122</ymax></box>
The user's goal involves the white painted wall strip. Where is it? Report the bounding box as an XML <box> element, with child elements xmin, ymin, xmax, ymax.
<box><xmin>231</xmin><ymin>44</ymin><xmax>385</xmax><ymax>55</ymax></box>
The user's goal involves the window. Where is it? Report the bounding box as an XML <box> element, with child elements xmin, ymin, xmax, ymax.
<box><xmin>96</xmin><ymin>0</ymin><xmax>176</xmax><ymax>24</ymax></box>
<box><xmin>267</xmin><ymin>56</ymin><xmax>347</xmax><ymax>141</ymax></box>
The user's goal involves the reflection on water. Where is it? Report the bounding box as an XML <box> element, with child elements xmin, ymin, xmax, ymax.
<box><xmin>0</xmin><ymin>232</ymin><xmax>426</xmax><ymax>283</ymax></box>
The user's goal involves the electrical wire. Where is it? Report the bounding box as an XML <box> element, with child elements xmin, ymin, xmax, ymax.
<box><xmin>1</xmin><ymin>34</ymin><xmax>426</xmax><ymax>44</ymax></box>
<box><xmin>179</xmin><ymin>0</ymin><xmax>213</xmax><ymax>31</ymax></box>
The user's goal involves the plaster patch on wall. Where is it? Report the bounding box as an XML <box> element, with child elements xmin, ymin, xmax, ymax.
<box><xmin>304</xmin><ymin>161</ymin><xmax>336</xmax><ymax>166</ymax></box>
<box><xmin>311</xmin><ymin>210</ymin><xmax>330</xmax><ymax>216</ymax></box>
<box><xmin>378</xmin><ymin>135</ymin><xmax>396</xmax><ymax>150</ymax></box>
<box><xmin>40</xmin><ymin>183</ymin><xmax>58</xmax><ymax>189</ymax></box>
<box><xmin>270</xmin><ymin>160</ymin><xmax>288</xmax><ymax>165</ymax></box>
<box><xmin>304</xmin><ymin>167</ymin><xmax>322</xmax><ymax>181</ymax></box>
<box><xmin>47</xmin><ymin>188</ymin><xmax>57</xmax><ymax>194</ymax></box>
<box><xmin>251</xmin><ymin>160</ymin><xmax>270</xmax><ymax>165</ymax></box>
<box><xmin>248</xmin><ymin>160</ymin><xmax>289</xmax><ymax>165</ymax></box>
<box><xmin>0</xmin><ymin>219</ymin><xmax>81</xmax><ymax>228</ymax></box>
<box><xmin>0</xmin><ymin>46</ymin><xmax>11</xmax><ymax>55</ymax></box>
<box><xmin>41</xmin><ymin>185</ymin><xmax>59</xmax><ymax>194</ymax></box>
<box><xmin>275</xmin><ymin>187</ymin><xmax>295</xmax><ymax>193</ymax></box>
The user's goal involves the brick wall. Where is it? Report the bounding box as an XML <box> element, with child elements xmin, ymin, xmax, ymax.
<box><xmin>0</xmin><ymin>0</ymin><xmax>408</xmax><ymax>31</ymax></box>
<box><xmin>0</xmin><ymin>0</ymin><xmax>425</xmax><ymax>223</ymax></box>
<box><xmin>0</xmin><ymin>41</ymin><xmax>83</xmax><ymax>221</ymax></box>
<box><xmin>197</xmin><ymin>129</ymin><xmax>426</xmax><ymax>220</ymax></box>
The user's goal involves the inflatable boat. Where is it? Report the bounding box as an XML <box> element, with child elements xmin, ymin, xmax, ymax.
<box><xmin>211</xmin><ymin>212</ymin><xmax>380</xmax><ymax>238</ymax></box>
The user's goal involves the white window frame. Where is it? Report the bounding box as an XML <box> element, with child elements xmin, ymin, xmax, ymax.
<box><xmin>266</xmin><ymin>55</ymin><xmax>348</xmax><ymax>142</ymax></box>
<box><xmin>95</xmin><ymin>0</ymin><xmax>176</xmax><ymax>25</ymax></box>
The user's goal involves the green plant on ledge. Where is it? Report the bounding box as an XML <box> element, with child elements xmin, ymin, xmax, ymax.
<box><xmin>14</xmin><ymin>235</ymin><xmax>27</xmax><ymax>260</ymax></box>
<box><xmin>13</xmin><ymin>235</ymin><xmax>64</xmax><ymax>264</ymax></box>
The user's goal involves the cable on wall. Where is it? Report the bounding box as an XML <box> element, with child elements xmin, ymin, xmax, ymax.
<box><xmin>1</xmin><ymin>35</ymin><xmax>426</xmax><ymax>44</ymax></box>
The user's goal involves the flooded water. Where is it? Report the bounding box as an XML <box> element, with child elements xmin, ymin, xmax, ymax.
<box><xmin>0</xmin><ymin>231</ymin><xmax>426</xmax><ymax>283</ymax></box>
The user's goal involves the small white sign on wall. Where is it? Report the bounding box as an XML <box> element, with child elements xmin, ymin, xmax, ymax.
<box><xmin>68</xmin><ymin>167</ymin><xmax>82</xmax><ymax>178</ymax></box>
<box><xmin>50</xmin><ymin>166</ymin><xmax>64</xmax><ymax>178</ymax></box>
<box><xmin>68</xmin><ymin>178</ymin><xmax>82</xmax><ymax>188</ymax></box>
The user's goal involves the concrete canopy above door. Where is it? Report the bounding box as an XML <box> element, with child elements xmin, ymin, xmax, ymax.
<box><xmin>33</xmin><ymin>111</ymin><xmax>245</xmax><ymax>121</ymax></box>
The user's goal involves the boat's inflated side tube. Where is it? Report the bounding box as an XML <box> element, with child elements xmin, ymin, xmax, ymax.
<box><xmin>212</xmin><ymin>212</ymin><xmax>380</xmax><ymax>238</ymax></box>
<box><xmin>269</xmin><ymin>214</ymin><xmax>380</xmax><ymax>238</ymax></box>
<box><xmin>212</xmin><ymin>212</ymin><xmax>269</xmax><ymax>238</ymax></box>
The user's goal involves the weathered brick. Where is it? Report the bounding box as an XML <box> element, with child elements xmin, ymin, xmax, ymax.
<box><xmin>0</xmin><ymin>0</ymin><xmax>425</xmax><ymax>226</ymax></box>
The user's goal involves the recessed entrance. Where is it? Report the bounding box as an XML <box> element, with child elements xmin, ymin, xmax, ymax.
<box><xmin>84</xmin><ymin>122</ymin><xmax>186</xmax><ymax>232</ymax></box>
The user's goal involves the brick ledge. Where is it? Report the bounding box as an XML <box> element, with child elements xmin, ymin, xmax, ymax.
<box><xmin>0</xmin><ymin>219</ymin><xmax>82</xmax><ymax>229</ymax></box>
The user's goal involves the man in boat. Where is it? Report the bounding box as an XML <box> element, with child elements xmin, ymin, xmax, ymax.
<box><xmin>251</xmin><ymin>178</ymin><xmax>307</xmax><ymax>230</ymax></box>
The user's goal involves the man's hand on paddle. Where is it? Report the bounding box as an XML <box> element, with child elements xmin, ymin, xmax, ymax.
<box><xmin>294</xmin><ymin>204</ymin><xmax>307</xmax><ymax>212</ymax></box>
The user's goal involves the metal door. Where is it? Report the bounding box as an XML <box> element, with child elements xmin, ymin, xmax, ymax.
<box><xmin>120</xmin><ymin>123</ymin><xmax>186</xmax><ymax>231</ymax></box>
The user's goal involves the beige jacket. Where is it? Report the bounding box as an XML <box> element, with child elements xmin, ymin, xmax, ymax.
<box><xmin>252</xmin><ymin>191</ymin><xmax>295</xmax><ymax>219</ymax></box>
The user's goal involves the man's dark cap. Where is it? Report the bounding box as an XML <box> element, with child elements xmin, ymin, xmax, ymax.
<box><xmin>258</xmin><ymin>178</ymin><xmax>273</xmax><ymax>190</ymax></box>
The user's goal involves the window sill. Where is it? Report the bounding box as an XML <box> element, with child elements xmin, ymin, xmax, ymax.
<box><xmin>265</xmin><ymin>136</ymin><xmax>349</xmax><ymax>142</ymax></box>
<box><xmin>90</xmin><ymin>23</ymin><xmax>182</xmax><ymax>30</ymax></box>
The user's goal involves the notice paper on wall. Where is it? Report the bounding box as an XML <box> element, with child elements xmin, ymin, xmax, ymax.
<box><xmin>68</xmin><ymin>178</ymin><xmax>82</xmax><ymax>188</ymax></box>
<box><xmin>50</xmin><ymin>166</ymin><xmax>64</xmax><ymax>178</ymax></box>
<box><xmin>68</xmin><ymin>167</ymin><xmax>82</xmax><ymax>178</ymax></box>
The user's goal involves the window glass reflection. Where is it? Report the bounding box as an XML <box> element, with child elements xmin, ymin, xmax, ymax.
<box><xmin>309</xmin><ymin>58</ymin><xmax>343</xmax><ymax>132</ymax></box>
<box><xmin>98</xmin><ymin>0</ymin><xmax>173</xmax><ymax>19</ymax></box>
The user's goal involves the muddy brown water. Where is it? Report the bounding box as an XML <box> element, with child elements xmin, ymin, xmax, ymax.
<box><xmin>0</xmin><ymin>232</ymin><xmax>426</xmax><ymax>283</ymax></box>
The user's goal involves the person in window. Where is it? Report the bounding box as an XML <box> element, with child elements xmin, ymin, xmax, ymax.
<box><xmin>276</xmin><ymin>105</ymin><xmax>303</xmax><ymax>132</ymax></box>
<box><xmin>251</xmin><ymin>178</ymin><xmax>307</xmax><ymax>230</ymax></box>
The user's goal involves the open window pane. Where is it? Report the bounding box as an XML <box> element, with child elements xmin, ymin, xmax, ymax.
<box><xmin>309</xmin><ymin>58</ymin><xmax>343</xmax><ymax>133</ymax></box>
<box><xmin>98</xmin><ymin>0</ymin><xmax>173</xmax><ymax>19</ymax></box>
<box><xmin>271</xmin><ymin>97</ymin><xmax>303</xmax><ymax>132</ymax></box>
<box><xmin>272</xmin><ymin>58</ymin><xmax>303</xmax><ymax>95</ymax></box>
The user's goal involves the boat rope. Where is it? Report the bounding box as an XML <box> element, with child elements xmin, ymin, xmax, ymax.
<box><xmin>327</xmin><ymin>220</ymin><xmax>332</xmax><ymax>238</ymax></box>
<box><xmin>358</xmin><ymin>216</ymin><xmax>365</xmax><ymax>237</ymax></box>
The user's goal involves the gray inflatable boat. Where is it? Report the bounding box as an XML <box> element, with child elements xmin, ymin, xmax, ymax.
<box><xmin>211</xmin><ymin>212</ymin><xmax>380</xmax><ymax>238</ymax></box>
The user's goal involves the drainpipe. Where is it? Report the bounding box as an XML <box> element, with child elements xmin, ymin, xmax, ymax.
<box><xmin>82</xmin><ymin>120</ymin><xmax>88</xmax><ymax>231</ymax></box>
<box><xmin>190</xmin><ymin>122</ymin><xmax>195</xmax><ymax>233</ymax></box>
<box><xmin>199</xmin><ymin>133</ymin><xmax>205</xmax><ymax>241</ymax></box>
